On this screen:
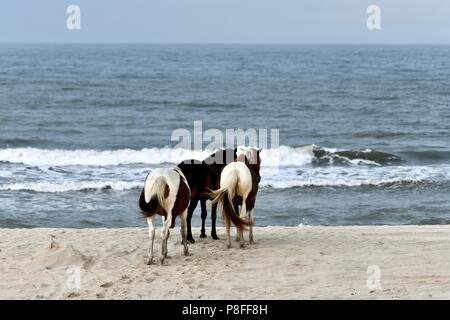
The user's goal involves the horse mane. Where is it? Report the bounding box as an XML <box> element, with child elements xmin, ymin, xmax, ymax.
<box><xmin>237</xmin><ymin>147</ymin><xmax>261</xmax><ymax>180</ymax></box>
<box><xmin>238</xmin><ymin>148</ymin><xmax>259</xmax><ymax>164</ymax></box>
<box><xmin>236</xmin><ymin>153</ymin><xmax>248</xmax><ymax>163</ymax></box>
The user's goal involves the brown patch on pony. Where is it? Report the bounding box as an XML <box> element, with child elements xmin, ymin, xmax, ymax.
<box><xmin>237</xmin><ymin>148</ymin><xmax>262</xmax><ymax>213</ymax></box>
<box><xmin>169</xmin><ymin>176</ymin><xmax>190</xmax><ymax>228</ymax></box>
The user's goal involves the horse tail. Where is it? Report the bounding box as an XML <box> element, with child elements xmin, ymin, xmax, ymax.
<box><xmin>139</xmin><ymin>177</ymin><xmax>169</xmax><ymax>218</ymax></box>
<box><xmin>210</xmin><ymin>170</ymin><xmax>252</xmax><ymax>229</ymax></box>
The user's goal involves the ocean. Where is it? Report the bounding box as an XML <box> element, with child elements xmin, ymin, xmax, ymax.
<box><xmin>1</xmin><ymin>44</ymin><xmax>450</xmax><ymax>228</ymax></box>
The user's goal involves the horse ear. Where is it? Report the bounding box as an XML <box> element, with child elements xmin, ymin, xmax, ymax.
<box><xmin>257</xmin><ymin>148</ymin><xmax>262</xmax><ymax>154</ymax></box>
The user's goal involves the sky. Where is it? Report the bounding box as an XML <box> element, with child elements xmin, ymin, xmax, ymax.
<box><xmin>1</xmin><ymin>0</ymin><xmax>450</xmax><ymax>44</ymax></box>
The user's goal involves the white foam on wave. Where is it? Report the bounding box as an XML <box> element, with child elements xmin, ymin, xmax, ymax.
<box><xmin>261</xmin><ymin>165</ymin><xmax>450</xmax><ymax>189</ymax></box>
<box><xmin>0</xmin><ymin>180</ymin><xmax>142</xmax><ymax>193</ymax></box>
<box><xmin>0</xmin><ymin>146</ymin><xmax>316</xmax><ymax>167</ymax></box>
<box><xmin>0</xmin><ymin>147</ymin><xmax>210</xmax><ymax>167</ymax></box>
<box><xmin>0</xmin><ymin>170</ymin><xmax>13</xmax><ymax>177</ymax></box>
<box><xmin>333</xmin><ymin>155</ymin><xmax>381</xmax><ymax>167</ymax></box>
<box><xmin>2</xmin><ymin>146</ymin><xmax>448</xmax><ymax>193</ymax></box>
<box><xmin>2</xmin><ymin>164</ymin><xmax>450</xmax><ymax>193</ymax></box>
<box><xmin>261</xmin><ymin>145</ymin><xmax>315</xmax><ymax>167</ymax></box>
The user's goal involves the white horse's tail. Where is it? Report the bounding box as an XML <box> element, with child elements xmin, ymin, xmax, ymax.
<box><xmin>210</xmin><ymin>170</ymin><xmax>252</xmax><ymax>229</ymax></box>
<box><xmin>139</xmin><ymin>177</ymin><xmax>169</xmax><ymax>218</ymax></box>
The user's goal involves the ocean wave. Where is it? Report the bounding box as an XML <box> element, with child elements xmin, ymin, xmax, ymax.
<box><xmin>0</xmin><ymin>147</ymin><xmax>210</xmax><ymax>167</ymax></box>
<box><xmin>262</xmin><ymin>177</ymin><xmax>431</xmax><ymax>189</ymax></box>
<box><xmin>0</xmin><ymin>181</ymin><xmax>142</xmax><ymax>193</ymax></box>
<box><xmin>399</xmin><ymin>150</ymin><xmax>450</xmax><ymax>162</ymax></box>
<box><xmin>2</xmin><ymin>164</ymin><xmax>450</xmax><ymax>193</ymax></box>
<box><xmin>0</xmin><ymin>145</ymin><xmax>399</xmax><ymax>167</ymax></box>
<box><xmin>1</xmin><ymin>146</ymin><xmax>449</xmax><ymax>193</ymax></box>
<box><xmin>261</xmin><ymin>165</ymin><xmax>450</xmax><ymax>189</ymax></box>
<box><xmin>312</xmin><ymin>146</ymin><xmax>400</xmax><ymax>166</ymax></box>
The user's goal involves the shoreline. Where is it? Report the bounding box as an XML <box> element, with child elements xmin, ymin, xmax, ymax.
<box><xmin>1</xmin><ymin>225</ymin><xmax>450</xmax><ymax>299</ymax></box>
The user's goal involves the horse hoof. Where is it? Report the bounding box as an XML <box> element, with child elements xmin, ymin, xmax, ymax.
<box><xmin>160</xmin><ymin>258</ymin><xmax>165</xmax><ymax>265</ymax></box>
<box><xmin>240</xmin><ymin>243</ymin><xmax>246</xmax><ymax>248</ymax></box>
<box><xmin>199</xmin><ymin>233</ymin><xmax>207</xmax><ymax>239</ymax></box>
<box><xmin>211</xmin><ymin>234</ymin><xmax>219</xmax><ymax>240</ymax></box>
<box><xmin>183</xmin><ymin>238</ymin><xmax>195</xmax><ymax>244</ymax></box>
<box><xmin>184</xmin><ymin>249</ymin><xmax>189</xmax><ymax>256</ymax></box>
<box><xmin>146</xmin><ymin>259</ymin><xmax>153</xmax><ymax>265</ymax></box>
<box><xmin>227</xmin><ymin>244</ymin><xmax>231</xmax><ymax>249</ymax></box>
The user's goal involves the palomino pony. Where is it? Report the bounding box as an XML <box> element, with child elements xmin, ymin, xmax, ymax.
<box><xmin>177</xmin><ymin>148</ymin><xmax>237</xmax><ymax>243</ymax></box>
<box><xmin>138</xmin><ymin>167</ymin><xmax>190</xmax><ymax>265</ymax></box>
<box><xmin>210</xmin><ymin>147</ymin><xmax>261</xmax><ymax>248</ymax></box>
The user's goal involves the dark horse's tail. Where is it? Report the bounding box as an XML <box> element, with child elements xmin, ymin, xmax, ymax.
<box><xmin>210</xmin><ymin>170</ymin><xmax>252</xmax><ymax>229</ymax></box>
<box><xmin>138</xmin><ymin>177</ymin><xmax>169</xmax><ymax>218</ymax></box>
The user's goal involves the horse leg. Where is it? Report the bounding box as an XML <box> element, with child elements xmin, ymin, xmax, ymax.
<box><xmin>234</xmin><ymin>203</ymin><xmax>240</xmax><ymax>242</ymax></box>
<box><xmin>238</xmin><ymin>201</ymin><xmax>247</xmax><ymax>248</ymax></box>
<box><xmin>249</xmin><ymin>209</ymin><xmax>255</xmax><ymax>244</ymax></box>
<box><xmin>165</xmin><ymin>230</ymin><xmax>170</xmax><ymax>258</ymax></box>
<box><xmin>146</xmin><ymin>216</ymin><xmax>155</xmax><ymax>265</ymax></box>
<box><xmin>186</xmin><ymin>199</ymin><xmax>198</xmax><ymax>243</ymax></box>
<box><xmin>200</xmin><ymin>199</ymin><xmax>208</xmax><ymax>238</ymax></box>
<box><xmin>210</xmin><ymin>202</ymin><xmax>219</xmax><ymax>240</ymax></box>
<box><xmin>160</xmin><ymin>214</ymin><xmax>172</xmax><ymax>265</ymax></box>
<box><xmin>160</xmin><ymin>216</ymin><xmax>166</xmax><ymax>256</ymax></box>
<box><xmin>224</xmin><ymin>213</ymin><xmax>232</xmax><ymax>249</ymax></box>
<box><xmin>181</xmin><ymin>209</ymin><xmax>189</xmax><ymax>256</ymax></box>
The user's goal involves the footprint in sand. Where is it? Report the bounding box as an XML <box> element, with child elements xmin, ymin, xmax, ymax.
<box><xmin>66</xmin><ymin>292</ymin><xmax>81</xmax><ymax>298</ymax></box>
<box><xmin>100</xmin><ymin>282</ymin><xmax>114</xmax><ymax>288</ymax></box>
<box><xmin>145</xmin><ymin>277</ymin><xmax>155</xmax><ymax>284</ymax></box>
<box><xmin>120</xmin><ymin>275</ymin><xmax>134</xmax><ymax>284</ymax></box>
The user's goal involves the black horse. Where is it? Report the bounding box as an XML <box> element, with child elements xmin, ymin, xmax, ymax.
<box><xmin>177</xmin><ymin>148</ymin><xmax>237</xmax><ymax>243</ymax></box>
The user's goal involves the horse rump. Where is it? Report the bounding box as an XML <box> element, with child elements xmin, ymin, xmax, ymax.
<box><xmin>221</xmin><ymin>189</ymin><xmax>252</xmax><ymax>229</ymax></box>
<box><xmin>210</xmin><ymin>171</ymin><xmax>252</xmax><ymax>229</ymax></box>
<box><xmin>138</xmin><ymin>177</ymin><xmax>169</xmax><ymax>217</ymax></box>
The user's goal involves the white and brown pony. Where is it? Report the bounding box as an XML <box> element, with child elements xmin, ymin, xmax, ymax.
<box><xmin>210</xmin><ymin>147</ymin><xmax>261</xmax><ymax>248</ymax></box>
<box><xmin>138</xmin><ymin>167</ymin><xmax>190</xmax><ymax>265</ymax></box>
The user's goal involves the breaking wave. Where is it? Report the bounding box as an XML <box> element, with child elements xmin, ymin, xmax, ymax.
<box><xmin>2</xmin><ymin>145</ymin><xmax>449</xmax><ymax>193</ymax></box>
<box><xmin>0</xmin><ymin>145</ymin><xmax>400</xmax><ymax>167</ymax></box>
<box><xmin>0</xmin><ymin>181</ymin><xmax>142</xmax><ymax>193</ymax></box>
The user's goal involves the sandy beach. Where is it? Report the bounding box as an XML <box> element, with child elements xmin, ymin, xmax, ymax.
<box><xmin>1</xmin><ymin>225</ymin><xmax>450</xmax><ymax>299</ymax></box>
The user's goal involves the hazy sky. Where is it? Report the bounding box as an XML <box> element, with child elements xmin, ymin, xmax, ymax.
<box><xmin>1</xmin><ymin>0</ymin><xmax>450</xmax><ymax>43</ymax></box>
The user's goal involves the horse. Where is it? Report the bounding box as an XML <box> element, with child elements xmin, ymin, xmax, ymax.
<box><xmin>210</xmin><ymin>147</ymin><xmax>261</xmax><ymax>248</ymax></box>
<box><xmin>177</xmin><ymin>148</ymin><xmax>237</xmax><ymax>243</ymax></box>
<box><xmin>138</xmin><ymin>166</ymin><xmax>190</xmax><ymax>265</ymax></box>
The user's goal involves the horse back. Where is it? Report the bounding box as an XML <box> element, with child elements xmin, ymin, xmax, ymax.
<box><xmin>203</xmin><ymin>148</ymin><xmax>237</xmax><ymax>176</ymax></box>
<box><xmin>177</xmin><ymin>160</ymin><xmax>208</xmax><ymax>198</ymax></box>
